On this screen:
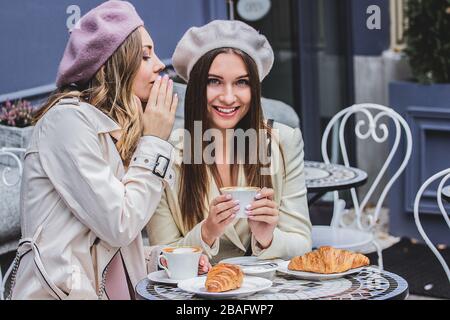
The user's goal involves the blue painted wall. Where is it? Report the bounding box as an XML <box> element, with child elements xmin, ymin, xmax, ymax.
<box><xmin>389</xmin><ymin>81</ymin><xmax>450</xmax><ymax>245</ymax></box>
<box><xmin>351</xmin><ymin>0</ymin><xmax>390</xmax><ymax>56</ymax></box>
<box><xmin>0</xmin><ymin>0</ymin><xmax>227</xmax><ymax>95</ymax></box>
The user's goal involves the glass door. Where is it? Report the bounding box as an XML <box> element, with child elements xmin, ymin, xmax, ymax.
<box><xmin>232</xmin><ymin>0</ymin><xmax>355</xmax><ymax>161</ymax></box>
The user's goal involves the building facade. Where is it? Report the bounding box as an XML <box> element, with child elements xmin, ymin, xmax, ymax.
<box><xmin>1</xmin><ymin>0</ymin><xmax>448</xmax><ymax>244</ymax></box>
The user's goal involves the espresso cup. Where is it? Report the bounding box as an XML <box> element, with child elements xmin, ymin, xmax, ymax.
<box><xmin>158</xmin><ymin>246</ymin><xmax>202</xmax><ymax>280</ymax></box>
<box><xmin>220</xmin><ymin>186</ymin><xmax>259</xmax><ymax>219</ymax></box>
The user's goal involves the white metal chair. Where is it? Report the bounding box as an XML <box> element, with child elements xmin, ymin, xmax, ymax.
<box><xmin>312</xmin><ymin>103</ymin><xmax>413</xmax><ymax>269</ymax></box>
<box><xmin>0</xmin><ymin>147</ymin><xmax>25</xmax><ymax>300</ymax></box>
<box><xmin>413</xmin><ymin>169</ymin><xmax>450</xmax><ymax>282</ymax></box>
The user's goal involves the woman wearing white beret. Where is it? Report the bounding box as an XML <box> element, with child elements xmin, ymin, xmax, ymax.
<box><xmin>146</xmin><ymin>20</ymin><xmax>312</xmax><ymax>263</ymax></box>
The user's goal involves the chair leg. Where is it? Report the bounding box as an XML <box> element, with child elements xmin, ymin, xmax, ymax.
<box><xmin>331</xmin><ymin>198</ymin><xmax>346</xmax><ymax>228</ymax></box>
<box><xmin>0</xmin><ymin>263</ymin><xmax>4</xmax><ymax>300</ymax></box>
<box><xmin>372</xmin><ymin>240</ymin><xmax>383</xmax><ymax>270</ymax></box>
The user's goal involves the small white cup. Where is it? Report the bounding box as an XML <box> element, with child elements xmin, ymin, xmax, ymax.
<box><xmin>158</xmin><ymin>246</ymin><xmax>202</xmax><ymax>280</ymax></box>
<box><xmin>220</xmin><ymin>186</ymin><xmax>259</xmax><ymax>219</ymax></box>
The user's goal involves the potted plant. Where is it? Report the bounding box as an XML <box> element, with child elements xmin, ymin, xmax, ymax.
<box><xmin>404</xmin><ymin>1</ymin><xmax>450</xmax><ymax>84</ymax></box>
<box><xmin>390</xmin><ymin>0</ymin><xmax>450</xmax><ymax>93</ymax></box>
<box><xmin>388</xmin><ymin>0</ymin><xmax>450</xmax><ymax>245</ymax></box>
<box><xmin>0</xmin><ymin>99</ymin><xmax>35</xmax><ymax>167</ymax></box>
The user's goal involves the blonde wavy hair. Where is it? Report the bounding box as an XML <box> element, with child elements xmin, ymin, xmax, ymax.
<box><xmin>35</xmin><ymin>28</ymin><xmax>144</xmax><ymax>166</ymax></box>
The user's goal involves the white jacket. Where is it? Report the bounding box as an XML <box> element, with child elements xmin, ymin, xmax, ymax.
<box><xmin>11</xmin><ymin>98</ymin><xmax>175</xmax><ymax>299</ymax></box>
<box><xmin>147</xmin><ymin>122</ymin><xmax>312</xmax><ymax>264</ymax></box>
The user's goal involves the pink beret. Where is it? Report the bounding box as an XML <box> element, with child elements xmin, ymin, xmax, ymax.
<box><xmin>56</xmin><ymin>0</ymin><xmax>144</xmax><ymax>88</ymax></box>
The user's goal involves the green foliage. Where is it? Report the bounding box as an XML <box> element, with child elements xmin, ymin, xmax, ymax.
<box><xmin>404</xmin><ymin>0</ymin><xmax>450</xmax><ymax>84</ymax></box>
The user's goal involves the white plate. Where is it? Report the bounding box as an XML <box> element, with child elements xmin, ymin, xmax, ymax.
<box><xmin>220</xmin><ymin>257</ymin><xmax>280</xmax><ymax>279</ymax></box>
<box><xmin>177</xmin><ymin>276</ymin><xmax>272</xmax><ymax>299</ymax></box>
<box><xmin>220</xmin><ymin>257</ymin><xmax>282</xmax><ymax>269</ymax></box>
<box><xmin>277</xmin><ymin>260</ymin><xmax>365</xmax><ymax>281</ymax></box>
<box><xmin>147</xmin><ymin>270</ymin><xmax>180</xmax><ymax>285</ymax></box>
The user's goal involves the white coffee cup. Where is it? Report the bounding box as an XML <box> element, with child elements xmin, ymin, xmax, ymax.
<box><xmin>220</xmin><ymin>186</ymin><xmax>259</xmax><ymax>219</ymax></box>
<box><xmin>158</xmin><ymin>246</ymin><xmax>202</xmax><ymax>280</ymax></box>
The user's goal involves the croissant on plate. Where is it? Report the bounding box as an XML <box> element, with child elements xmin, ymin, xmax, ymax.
<box><xmin>205</xmin><ymin>263</ymin><xmax>244</xmax><ymax>293</ymax></box>
<box><xmin>288</xmin><ymin>246</ymin><xmax>370</xmax><ymax>274</ymax></box>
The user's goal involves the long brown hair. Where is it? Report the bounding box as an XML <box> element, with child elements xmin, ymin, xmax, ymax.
<box><xmin>34</xmin><ymin>28</ymin><xmax>143</xmax><ymax>166</ymax></box>
<box><xmin>180</xmin><ymin>48</ymin><xmax>280</xmax><ymax>230</ymax></box>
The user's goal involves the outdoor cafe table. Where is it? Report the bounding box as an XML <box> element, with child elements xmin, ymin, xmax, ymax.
<box><xmin>135</xmin><ymin>266</ymin><xmax>409</xmax><ymax>300</ymax></box>
<box><xmin>304</xmin><ymin>161</ymin><xmax>368</xmax><ymax>205</ymax></box>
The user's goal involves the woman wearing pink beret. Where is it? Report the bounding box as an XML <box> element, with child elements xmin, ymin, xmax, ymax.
<box><xmin>8</xmin><ymin>1</ymin><xmax>208</xmax><ymax>300</ymax></box>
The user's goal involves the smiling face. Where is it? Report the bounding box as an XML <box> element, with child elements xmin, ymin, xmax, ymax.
<box><xmin>206</xmin><ymin>52</ymin><xmax>252</xmax><ymax>130</ymax></box>
<box><xmin>181</xmin><ymin>48</ymin><xmax>273</xmax><ymax>231</ymax></box>
<box><xmin>132</xmin><ymin>27</ymin><xmax>166</xmax><ymax>103</ymax></box>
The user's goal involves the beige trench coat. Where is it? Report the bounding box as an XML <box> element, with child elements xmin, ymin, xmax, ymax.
<box><xmin>146</xmin><ymin>122</ymin><xmax>312</xmax><ymax>264</ymax></box>
<box><xmin>11</xmin><ymin>98</ymin><xmax>175</xmax><ymax>300</ymax></box>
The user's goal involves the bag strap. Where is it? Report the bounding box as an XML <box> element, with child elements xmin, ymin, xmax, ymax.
<box><xmin>267</xmin><ymin>119</ymin><xmax>274</xmax><ymax>158</ymax></box>
<box><xmin>9</xmin><ymin>225</ymin><xmax>69</xmax><ymax>300</ymax></box>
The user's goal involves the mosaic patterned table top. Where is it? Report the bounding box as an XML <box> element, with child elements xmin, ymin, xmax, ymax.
<box><xmin>304</xmin><ymin>161</ymin><xmax>368</xmax><ymax>192</ymax></box>
<box><xmin>136</xmin><ymin>266</ymin><xmax>409</xmax><ymax>300</ymax></box>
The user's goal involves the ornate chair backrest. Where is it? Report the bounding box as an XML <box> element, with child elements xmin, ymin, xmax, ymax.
<box><xmin>414</xmin><ymin>169</ymin><xmax>450</xmax><ymax>282</ymax></box>
<box><xmin>0</xmin><ymin>147</ymin><xmax>25</xmax><ymax>300</ymax></box>
<box><xmin>321</xmin><ymin>103</ymin><xmax>412</xmax><ymax>232</ymax></box>
<box><xmin>0</xmin><ymin>147</ymin><xmax>25</xmax><ymax>186</ymax></box>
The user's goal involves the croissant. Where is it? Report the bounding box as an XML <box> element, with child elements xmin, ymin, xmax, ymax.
<box><xmin>205</xmin><ymin>263</ymin><xmax>244</xmax><ymax>293</ymax></box>
<box><xmin>288</xmin><ymin>246</ymin><xmax>370</xmax><ymax>274</ymax></box>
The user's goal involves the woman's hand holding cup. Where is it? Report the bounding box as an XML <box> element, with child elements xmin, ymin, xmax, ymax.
<box><xmin>246</xmin><ymin>187</ymin><xmax>279</xmax><ymax>249</ymax></box>
<box><xmin>201</xmin><ymin>194</ymin><xmax>240</xmax><ymax>247</ymax></box>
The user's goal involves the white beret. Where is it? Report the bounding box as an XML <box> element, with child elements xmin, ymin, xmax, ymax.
<box><xmin>172</xmin><ymin>20</ymin><xmax>274</xmax><ymax>82</ymax></box>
